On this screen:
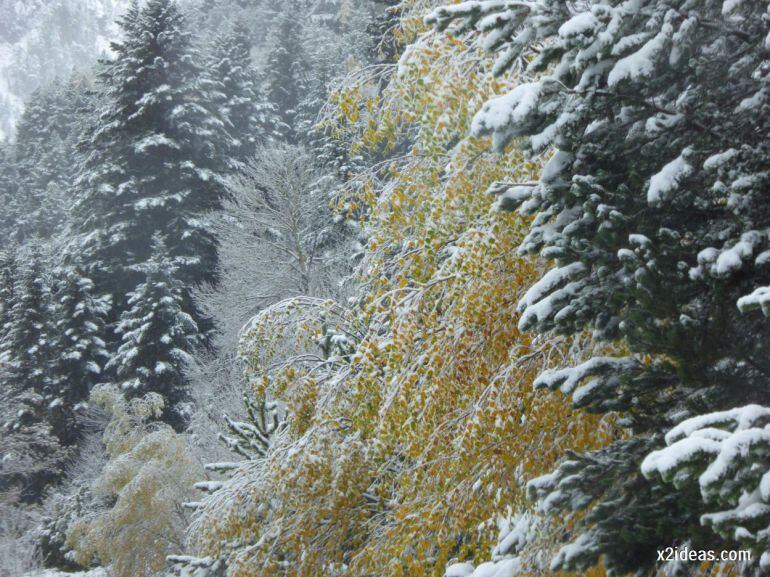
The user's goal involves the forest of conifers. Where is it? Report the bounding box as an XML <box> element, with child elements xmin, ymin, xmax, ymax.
<box><xmin>1</xmin><ymin>1</ymin><xmax>769</xmax><ymax>576</ymax></box>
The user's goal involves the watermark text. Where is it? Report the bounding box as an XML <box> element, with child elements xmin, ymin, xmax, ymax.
<box><xmin>657</xmin><ymin>546</ymin><xmax>751</xmax><ymax>563</ymax></box>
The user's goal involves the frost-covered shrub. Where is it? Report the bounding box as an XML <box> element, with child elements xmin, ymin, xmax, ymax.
<box><xmin>0</xmin><ymin>497</ymin><xmax>42</xmax><ymax>577</ymax></box>
<box><xmin>37</xmin><ymin>428</ymin><xmax>109</xmax><ymax>572</ymax></box>
<box><xmin>66</xmin><ymin>385</ymin><xmax>202</xmax><ymax>577</ymax></box>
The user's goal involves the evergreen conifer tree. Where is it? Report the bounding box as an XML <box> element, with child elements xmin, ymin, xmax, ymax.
<box><xmin>264</xmin><ymin>2</ymin><xmax>310</xmax><ymax>142</ymax></box>
<box><xmin>107</xmin><ymin>237</ymin><xmax>201</xmax><ymax>429</ymax></box>
<box><xmin>2</xmin><ymin>250</ymin><xmax>56</xmax><ymax>422</ymax></box>
<box><xmin>10</xmin><ymin>76</ymin><xmax>92</xmax><ymax>242</ymax></box>
<box><xmin>427</xmin><ymin>0</ymin><xmax>770</xmax><ymax>573</ymax></box>
<box><xmin>48</xmin><ymin>267</ymin><xmax>111</xmax><ymax>444</ymax></box>
<box><xmin>0</xmin><ymin>250</ymin><xmax>17</xmax><ymax>348</ymax></box>
<box><xmin>0</xmin><ymin>249</ymin><xmax>76</xmax><ymax>502</ymax></box>
<box><xmin>0</xmin><ymin>144</ymin><xmax>21</xmax><ymax>245</ymax></box>
<box><xmin>72</xmin><ymin>0</ymin><xmax>232</xmax><ymax>300</ymax></box>
<box><xmin>365</xmin><ymin>0</ymin><xmax>400</xmax><ymax>64</ymax></box>
<box><xmin>208</xmin><ymin>22</ymin><xmax>278</xmax><ymax>159</ymax></box>
<box><xmin>2</xmin><ymin>88</ymin><xmax>60</xmax><ymax>242</ymax></box>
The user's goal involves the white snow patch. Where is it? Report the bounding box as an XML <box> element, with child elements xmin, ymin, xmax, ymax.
<box><xmin>646</xmin><ymin>149</ymin><xmax>693</xmax><ymax>205</ymax></box>
<box><xmin>558</xmin><ymin>13</ymin><xmax>598</xmax><ymax>41</ymax></box>
<box><xmin>608</xmin><ymin>25</ymin><xmax>672</xmax><ymax>87</ymax></box>
<box><xmin>445</xmin><ymin>563</ymin><xmax>476</xmax><ymax>577</ymax></box>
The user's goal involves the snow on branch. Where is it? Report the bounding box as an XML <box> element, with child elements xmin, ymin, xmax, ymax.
<box><xmin>642</xmin><ymin>405</ymin><xmax>770</xmax><ymax>567</ymax></box>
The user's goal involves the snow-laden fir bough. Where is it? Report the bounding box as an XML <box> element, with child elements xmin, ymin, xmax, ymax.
<box><xmin>427</xmin><ymin>0</ymin><xmax>770</xmax><ymax>573</ymax></box>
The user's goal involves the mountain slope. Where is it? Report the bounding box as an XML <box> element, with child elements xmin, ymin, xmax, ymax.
<box><xmin>0</xmin><ymin>0</ymin><xmax>131</xmax><ymax>141</ymax></box>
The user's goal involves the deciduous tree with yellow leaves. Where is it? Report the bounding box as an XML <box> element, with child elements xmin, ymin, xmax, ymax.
<box><xmin>66</xmin><ymin>386</ymin><xmax>201</xmax><ymax>577</ymax></box>
<box><xmin>184</xmin><ymin>3</ymin><xmax>610</xmax><ymax>577</ymax></box>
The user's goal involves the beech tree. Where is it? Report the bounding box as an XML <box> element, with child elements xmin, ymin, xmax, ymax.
<box><xmin>66</xmin><ymin>385</ymin><xmax>201</xmax><ymax>577</ymax></box>
<box><xmin>182</xmin><ymin>8</ymin><xmax>604</xmax><ymax>576</ymax></box>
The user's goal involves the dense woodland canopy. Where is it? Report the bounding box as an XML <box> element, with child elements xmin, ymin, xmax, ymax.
<box><xmin>1</xmin><ymin>1</ymin><xmax>769</xmax><ymax>577</ymax></box>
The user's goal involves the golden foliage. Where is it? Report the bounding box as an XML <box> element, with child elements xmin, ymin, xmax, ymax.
<box><xmin>189</xmin><ymin>4</ymin><xmax>611</xmax><ymax>577</ymax></box>
<box><xmin>67</xmin><ymin>386</ymin><xmax>201</xmax><ymax>577</ymax></box>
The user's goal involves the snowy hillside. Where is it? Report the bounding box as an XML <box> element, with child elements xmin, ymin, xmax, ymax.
<box><xmin>0</xmin><ymin>0</ymin><xmax>130</xmax><ymax>141</ymax></box>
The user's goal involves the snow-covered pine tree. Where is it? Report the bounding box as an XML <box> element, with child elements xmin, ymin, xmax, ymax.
<box><xmin>12</xmin><ymin>87</ymin><xmax>57</xmax><ymax>196</ymax></box>
<box><xmin>0</xmin><ymin>250</ymin><xmax>17</xmax><ymax>348</ymax></box>
<box><xmin>208</xmin><ymin>21</ymin><xmax>278</xmax><ymax>159</ymax></box>
<box><xmin>1</xmin><ymin>256</ymin><xmax>110</xmax><ymax>449</ymax></box>
<box><xmin>642</xmin><ymin>404</ymin><xmax>770</xmax><ymax>571</ymax></box>
<box><xmin>0</xmin><ymin>0</ymin><xmax>130</xmax><ymax>141</ymax></box>
<box><xmin>364</xmin><ymin>0</ymin><xmax>400</xmax><ymax>64</ymax></box>
<box><xmin>1</xmin><ymin>249</ymin><xmax>57</xmax><ymax>427</ymax></box>
<box><xmin>426</xmin><ymin>0</ymin><xmax>770</xmax><ymax>574</ymax></box>
<box><xmin>0</xmin><ymin>250</ymin><xmax>71</xmax><ymax>502</ymax></box>
<box><xmin>72</xmin><ymin>0</ymin><xmax>231</xmax><ymax>302</ymax></box>
<box><xmin>216</xmin><ymin>397</ymin><xmax>285</xmax><ymax>460</ymax></box>
<box><xmin>48</xmin><ymin>267</ymin><xmax>111</xmax><ymax>445</ymax></box>
<box><xmin>264</xmin><ymin>1</ymin><xmax>311</xmax><ymax>142</ymax></box>
<box><xmin>2</xmin><ymin>87</ymin><xmax>64</xmax><ymax>242</ymax></box>
<box><xmin>0</xmin><ymin>144</ymin><xmax>21</xmax><ymax>245</ymax></box>
<box><xmin>15</xmin><ymin>85</ymin><xmax>66</xmax><ymax>179</ymax></box>
<box><xmin>9</xmin><ymin>75</ymin><xmax>94</xmax><ymax>242</ymax></box>
<box><xmin>107</xmin><ymin>237</ymin><xmax>201</xmax><ymax>429</ymax></box>
<box><xmin>271</xmin><ymin>1</ymin><xmax>375</xmax><ymax>172</ymax></box>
